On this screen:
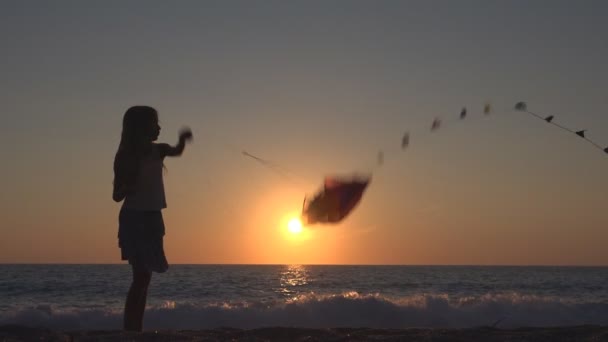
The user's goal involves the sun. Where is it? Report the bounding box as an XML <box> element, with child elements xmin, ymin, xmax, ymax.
<box><xmin>287</xmin><ymin>217</ymin><xmax>303</xmax><ymax>234</ymax></box>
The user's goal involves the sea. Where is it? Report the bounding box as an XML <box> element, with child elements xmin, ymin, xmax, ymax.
<box><xmin>1</xmin><ymin>265</ymin><xmax>607</xmax><ymax>330</ymax></box>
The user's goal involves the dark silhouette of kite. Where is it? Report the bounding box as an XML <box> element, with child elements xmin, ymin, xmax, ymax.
<box><xmin>302</xmin><ymin>175</ymin><xmax>371</xmax><ymax>225</ymax></box>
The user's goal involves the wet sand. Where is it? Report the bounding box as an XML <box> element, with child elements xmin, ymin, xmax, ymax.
<box><xmin>2</xmin><ymin>324</ymin><xmax>608</xmax><ymax>341</ymax></box>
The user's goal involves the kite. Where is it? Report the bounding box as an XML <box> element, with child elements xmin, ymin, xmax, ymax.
<box><xmin>302</xmin><ymin>175</ymin><xmax>371</xmax><ymax>225</ymax></box>
<box><xmin>240</xmin><ymin>100</ymin><xmax>606</xmax><ymax>230</ymax></box>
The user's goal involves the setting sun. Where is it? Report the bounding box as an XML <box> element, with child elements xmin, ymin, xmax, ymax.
<box><xmin>287</xmin><ymin>218</ymin><xmax>303</xmax><ymax>234</ymax></box>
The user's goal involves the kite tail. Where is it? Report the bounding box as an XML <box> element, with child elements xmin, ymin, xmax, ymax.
<box><xmin>515</xmin><ymin>102</ymin><xmax>607</xmax><ymax>154</ymax></box>
<box><xmin>374</xmin><ymin>103</ymin><xmax>498</xmax><ymax>170</ymax></box>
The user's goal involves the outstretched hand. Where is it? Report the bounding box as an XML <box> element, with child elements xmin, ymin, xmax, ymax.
<box><xmin>179</xmin><ymin>127</ymin><xmax>193</xmax><ymax>143</ymax></box>
<box><xmin>158</xmin><ymin>127</ymin><xmax>193</xmax><ymax>158</ymax></box>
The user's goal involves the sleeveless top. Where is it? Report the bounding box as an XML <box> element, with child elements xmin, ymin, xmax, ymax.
<box><xmin>122</xmin><ymin>144</ymin><xmax>167</xmax><ymax>211</ymax></box>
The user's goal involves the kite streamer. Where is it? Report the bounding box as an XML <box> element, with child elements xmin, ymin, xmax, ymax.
<box><xmin>513</xmin><ymin>102</ymin><xmax>608</xmax><ymax>154</ymax></box>
<box><xmin>380</xmin><ymin>101</ymin><xmax>607</xmax><ymax>168</ymax></box>
<box><xmin>377</xmin><ymin>103</ymin><xmax>496</xmax><ymax>169</ymax></box>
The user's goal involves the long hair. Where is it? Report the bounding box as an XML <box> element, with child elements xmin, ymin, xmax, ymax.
<box><xmin>113</xmin><ymin>106</ymin><xmax>158</xmax><ymax>190</ymax></box>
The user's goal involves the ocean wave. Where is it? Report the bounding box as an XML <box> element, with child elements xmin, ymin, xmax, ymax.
<box><xmin>2</xmin><ymin>292</ymin><xmax>607</xmax><ymax>330</ymax></box>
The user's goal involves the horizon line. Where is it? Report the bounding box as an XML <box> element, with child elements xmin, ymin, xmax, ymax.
<box><xmin>1</xmin><ymin>262</ymin><xmax>607</xmax><ymax>267</ymax></box>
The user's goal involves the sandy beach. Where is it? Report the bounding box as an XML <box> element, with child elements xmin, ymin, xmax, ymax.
<box><xmin>2</xmin><ymin>325</ymin><xmax>608</xmax><ymax>342</ymax></box>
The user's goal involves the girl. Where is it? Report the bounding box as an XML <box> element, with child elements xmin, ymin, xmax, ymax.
<box><xmin>112</xmin><ymin>106</ymin><xmax>192</xmax><ymax>331</ymax></box>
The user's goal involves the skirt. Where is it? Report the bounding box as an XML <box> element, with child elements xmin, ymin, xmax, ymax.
<box><xmin>118</xmin><ymin>208</ymin><xmax>169</xmax><ymax>273</ymax></box>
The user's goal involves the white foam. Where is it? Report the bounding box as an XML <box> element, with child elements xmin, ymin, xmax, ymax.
<box><xmin>2</xmin><ymin>292</ymin><xmax>606</xmax><ymax>330</ymax></box>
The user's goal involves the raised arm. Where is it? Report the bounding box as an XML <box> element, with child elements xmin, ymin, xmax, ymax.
<box><xmin>159</xmin><ymin>127</ymin><xmax>193</xmax><ymax>158</ymax></box>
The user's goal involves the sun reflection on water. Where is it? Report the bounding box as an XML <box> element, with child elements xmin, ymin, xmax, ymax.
<box><xmin>278</xmin><ymin>265</ymin><xmax>310</xmax><ymax>297</ymax></box>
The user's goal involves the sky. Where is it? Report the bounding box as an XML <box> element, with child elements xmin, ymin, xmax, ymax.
<box><xmin>1</xmin><ymin>0</ymin><xmax>607</xmax><ymax>265</ymax></box>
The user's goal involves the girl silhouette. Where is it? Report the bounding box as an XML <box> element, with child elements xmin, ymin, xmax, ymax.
<box><xmin>112</xmin><ymin>106</ymin><xmax>192</xmax><ymax>331</ymax></box>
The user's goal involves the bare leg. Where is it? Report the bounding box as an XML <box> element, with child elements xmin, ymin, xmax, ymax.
<box><xmin>124</xmin><ymin>266</ymin><xmax>152</xmax><ymax>332</ymax></box>
<box><xmin>135</xmin><ymin>274</ymin><xmax>150</xmax><ymax>331</ymax></box>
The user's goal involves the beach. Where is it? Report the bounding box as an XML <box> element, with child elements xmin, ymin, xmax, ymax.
<box><xmin>3</xmin><ymin>325</ymin><xmax>608</xmax><ymax>341</ymax></box>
